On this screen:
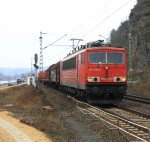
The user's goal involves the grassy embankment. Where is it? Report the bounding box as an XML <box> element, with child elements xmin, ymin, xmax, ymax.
<box><xmin>128</xmin><ymin>68</ymin><xmax>150</xmax><ymax>97</ymax></box>
<box><xmin>0</xmin><ymin>85</ymin><xmax>68</xmax><ymax>142</ymax></box>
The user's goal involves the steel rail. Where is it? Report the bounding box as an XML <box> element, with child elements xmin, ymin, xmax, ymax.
<box><xmin>67</xmin><ymin>95</ymin><xmax>150</xmax><ymax>142</ymax></box>
<box><xmin>124</xmin><ymin>94</ymin><xmax>150</xmax><ymax>104</ymax></box>
<box><xmin>117</xmin><ymin>106</ymin><xmax>150</xmax><ymax>119</ymax></box>
<box><xmin>39</xmin><ymin>83</ymin><xmax>150</xmax><ymax>141</ymax></box>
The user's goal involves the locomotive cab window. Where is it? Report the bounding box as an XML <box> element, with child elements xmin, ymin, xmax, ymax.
<box><xmin>88</xmin><ymin>53</ymin><xmax>106</xmax><ymax>64</ymax></box>
<box><xmin>88</xmin><ymin>52</ymin><xmax>124</xmax><ymax>64</ymax></box>
<box><xmin>107</xmin><ymin>53</ymin><xmax>123</xmax><ymax>64</ymax></box>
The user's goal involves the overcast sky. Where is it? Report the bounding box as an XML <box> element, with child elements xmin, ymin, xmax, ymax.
<box><xmin>0</xmin><ymin>0</ymin><xmax>137</xmax><ymax>68</ymax></box>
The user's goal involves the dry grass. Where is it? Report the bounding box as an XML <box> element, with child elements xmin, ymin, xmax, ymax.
<box><xmin>0</xmin><ymin>85</ymin><xmax>68</xmax><ymax>142</ymax></box>
<box><xmin>129</xmin><ymin>67</ymin><xmax>150</xmax><ymax>97</ymax></box>
<box><xmin>15</xmin><ymin>89</ymin><xmax>37</xmax><ymax>108</ymax></box>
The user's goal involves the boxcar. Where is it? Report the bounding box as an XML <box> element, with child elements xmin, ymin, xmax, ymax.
<box><xmin>38</xmin><ymin>71</ymin><xmax>47</xmax><ymax>80</ymax></box>
<box><xmin>50</xmin><ymin>62</ymin><xmax>60</xmax><ymax>87</ymax></box>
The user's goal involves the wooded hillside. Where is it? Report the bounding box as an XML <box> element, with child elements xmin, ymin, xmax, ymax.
<box><xmin>110</xmin><ymin>0</ymin><xmax>150</xmax><ymax>69</ymax></box>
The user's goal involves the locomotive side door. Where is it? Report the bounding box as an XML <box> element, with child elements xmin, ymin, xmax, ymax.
<box><xmin>77</xmin><ymin>53</ymin><xmax>85</xmax><ymax>89</ymax></box>
<box><xmin>77</xmin><ymin>54</ymin><xmax>80</xmax><ymax>86</ymax></box>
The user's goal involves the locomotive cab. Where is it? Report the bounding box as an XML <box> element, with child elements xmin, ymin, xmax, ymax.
<box><xmin>85</xmin><ymin>47</ymin><xmax>127</xmax><ymax>104</ymax></box>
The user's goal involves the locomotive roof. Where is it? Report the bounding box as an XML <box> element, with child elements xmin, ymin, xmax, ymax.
<box><xmin>51</xmin><ymin>62</ymin><xmax>60</xmax><ymax>69</ymax></box>
<box><xmin>61</xmin><ymin>46</ymin><xmax>126</xmax><ymax>62</ymax></box>
<box><xmin>46</xmin><ymin>61</ymin><xmax>60</xmax><ymax>71</ymax></box>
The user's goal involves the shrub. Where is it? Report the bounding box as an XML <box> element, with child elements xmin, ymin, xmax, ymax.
<box><xmin>145</xmin><ymin>0</ymin><xmax>150</xmax><ymax>6</ymax></box>
<box><xmin>144</xmin><ymin>9</ymin><xmax>150</xmax><ymax>16</ymax></box>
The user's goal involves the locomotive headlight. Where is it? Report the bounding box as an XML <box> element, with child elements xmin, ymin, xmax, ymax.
<box><xmin>87</xmin><ymin>77</ymin><xmax>100</xmax><ymax>82</ymax></box>
<box><xmin>120</xmin><ymin>77</ymin><xmax>126</xmax><ymax>82</ymax></box>
<box><xmin>114</xmin><ymin>77</ymin><xmax>126</xmax><ymax>82</ymax></box>
<box><xmin>87</xmin><ymin>77</ymin><xmax>93</xmax><ymax>82</ymax></box>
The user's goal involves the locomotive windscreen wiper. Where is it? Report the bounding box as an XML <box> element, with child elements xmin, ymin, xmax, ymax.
<box><xmin>99</xmin><ymin>62</ymin><xmax>102</xmax><ymax>67</ymax></box>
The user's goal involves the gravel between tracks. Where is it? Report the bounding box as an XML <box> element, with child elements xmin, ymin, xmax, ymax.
<box><xmin>120</xmin><ymin>99</ymin><xmax>150</xmax><ymax>115</ymax></box>
<box><xmin>38</xmin><ymin>83</ymin><xmax>134</xmax><ymax>142</ymax></box>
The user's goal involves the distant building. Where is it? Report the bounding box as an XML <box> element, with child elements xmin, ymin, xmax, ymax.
<box><xmin>27</xmin><ymin>75</ymin><xmax>36</xmax><ymax>87</ymax></box>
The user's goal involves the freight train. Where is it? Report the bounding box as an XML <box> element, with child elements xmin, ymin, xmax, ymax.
<box><xmin>38</xmin><ymin>40</ymin><xmax>127</xmax><ymax>104</ymax></box>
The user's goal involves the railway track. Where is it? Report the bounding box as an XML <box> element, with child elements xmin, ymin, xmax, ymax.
<box><xmin>124</xmin><ymin>94</ymin><xmax>150</xmax><ymax>104</ymax></box>
<box><xmin>118</xmin><ymin>106</ymin><xmax>150</xmax><ymax>119</ymax></box>
<box><xmin>67</xmin><ymin>96</ymin><xmax>150</xmax><ymax>142</ymax></box>
<box><xmin>39</xmin><ymin>83</ymin><xmax>150</xmax><ymax>141</ymax></box>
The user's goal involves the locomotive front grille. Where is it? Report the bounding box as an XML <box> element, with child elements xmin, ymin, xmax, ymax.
<box><xmin>86</xmin><ymin>84</ymin><xmax>127</xmax><ymax>94</ymax></box>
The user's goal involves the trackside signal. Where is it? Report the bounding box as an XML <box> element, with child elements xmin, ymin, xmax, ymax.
<box><xmin>34</xmin><ymin>64</ymin><xmax>39</xmax><ymax>69</ymax></box>
<box><xmin>35</xmin><ymin>54</ymin><xmax>38</xmax><ymax>64</ymax></box>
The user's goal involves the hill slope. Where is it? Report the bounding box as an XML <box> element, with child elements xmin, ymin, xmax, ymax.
<box><xmin>110</xmin><ymin>0</ymin><xmax>150</xmax><ymax>69</ymax></box>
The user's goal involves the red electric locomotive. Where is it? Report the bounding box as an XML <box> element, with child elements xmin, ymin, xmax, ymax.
<box><xmin>39</xmin><ymin>40</ymin><xmax>127</xmax><ymax>104</ymax></box>
<box><xmin>60</xmin><ymin>42</ymin><xmax>127</xmax><ymax>104</ymax></box>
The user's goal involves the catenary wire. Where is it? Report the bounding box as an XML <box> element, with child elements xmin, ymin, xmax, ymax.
<box><xmin>43</xmin><ymin>0</ymin><xmax>133</xmax><ymax>67</ymax></box>
<box><xmin>84</xmin><ymin>0</ymin><xmax>132</xmax><ymax>36</ymax></box>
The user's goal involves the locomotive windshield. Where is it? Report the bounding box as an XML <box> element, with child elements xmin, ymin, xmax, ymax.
<box><xmin>88</xmin><ymin>52</ymin><xmax>123</xmax><ymax>64</ymax></box>
<box><xmin>89</xmin><ymin>53</ymin><xmax>106</xmax><ymax>64</ymax></box>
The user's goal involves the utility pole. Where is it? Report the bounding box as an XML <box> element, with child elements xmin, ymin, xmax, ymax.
<box><xmin>39</xmin><ymin>31</ymin><xmax>46</xmax><ymax>72</ymax></box>
<box><xmin>39</xmin><ymin>33</ymin><xmax>67</xmax><ymax>72</ymax></box>
<box><xmin>128</xmin><ymin>32</ymin><xmax>133</xmax><ymax>81</ymax></box>
<box><xmin>34</xmin><ymin>53</ymin><xmax>38</xmax><ymax>80</ymax></box>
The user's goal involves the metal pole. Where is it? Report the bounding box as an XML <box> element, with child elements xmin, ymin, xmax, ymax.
<box><xmin>39</xmin><ymin>32</ymin><xmax>46</xmax><ymax>72</ymax></box>
<box><xmin>128</xmin><ymin>32</ymin><xmax>132</xmax><ymax>81</ymax></box>
<box><xmin>39</xmin><ymin>32</ymin><xmax>43</xmax><ymax>72</ymax></box>
<box><xmin>39</xmin><ymin>33</ymin><xmax>66</xmax><ymax>72</ymax></box>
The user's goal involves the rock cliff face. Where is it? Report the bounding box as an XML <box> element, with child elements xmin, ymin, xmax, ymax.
<box><xmin>110</xmin><ymin>0</ymin><xmax>150</xmax><ymax>68</ymax></box>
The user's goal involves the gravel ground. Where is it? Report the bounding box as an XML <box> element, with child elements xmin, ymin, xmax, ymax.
<box><xmin>71</xmin><ymin>108</ymin><xmax>132</xmax><ymax>142</ymax></box>
<box><xmin>1</xmin><ymin>83</ymin><xmax>148</xmax><ymax>142</ymax></box>
<box><xmin>38</xmin><ymin>83</ymin><xmax>138</xmax><ymax>142</ymax></box>
<box><xmin>38</xmin><ymin>83</ymin><xmax>104</xmax><ymax>142</ymax></box>
<box><xmin>38</xmin><ymin>82</ymin><xmax>150</xmax><ymax>142</ymax></box>
<box><xmin>119</xmin><ymin>99</ymin><xmax>150</xmax><ymax>115</ymax></box>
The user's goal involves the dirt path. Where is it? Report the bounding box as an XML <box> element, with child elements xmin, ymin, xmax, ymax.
<box><xmin>0</xmin><ymin>111</ymin><xmax>51</xmax><ymax>142</ymax></box>
<box><xmin>0</xmin><ymin>126</ymin><xmax>16</xmax><ymax>142</ymax></box>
